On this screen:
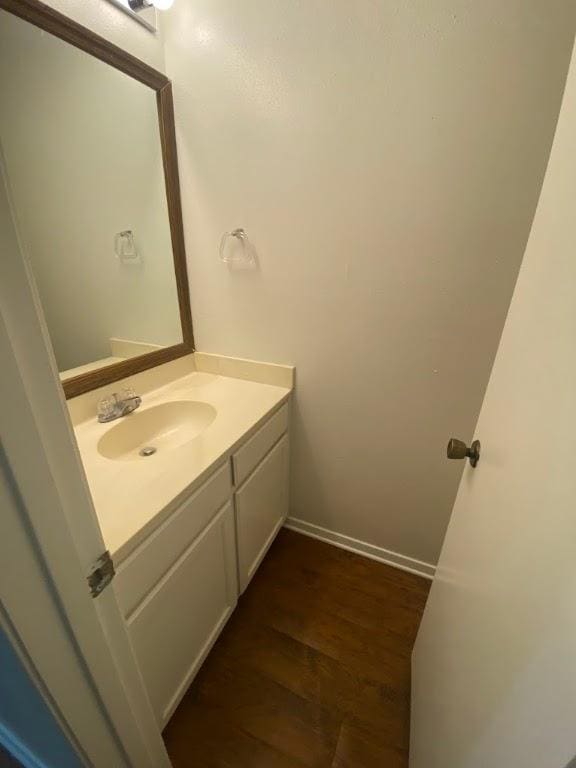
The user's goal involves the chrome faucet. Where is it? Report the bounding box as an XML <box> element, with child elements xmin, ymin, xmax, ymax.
<box><xmin>97</xmin><ymin>388</ymin><xmax>142</xmax><ymax>423</ymax></box>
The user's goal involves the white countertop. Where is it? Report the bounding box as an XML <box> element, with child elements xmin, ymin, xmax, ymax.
<box><xmin>73</xmin><ymin>370</ymin><xmax>291</xmax><ymax>562</ymax></box>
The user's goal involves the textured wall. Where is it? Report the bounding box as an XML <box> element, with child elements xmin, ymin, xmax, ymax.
<box><xmin>163</xmin><ymin>1</ymin><xmax>576</xmax><ymax>565</ymax></box>
<box><xmin>6</xmin><ymin>0</ymin><xmax>574</xmax><ymax>566</ymax></box>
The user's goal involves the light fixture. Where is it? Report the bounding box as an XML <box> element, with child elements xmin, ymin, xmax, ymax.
<box><xmin>128</xmin><ymin>0</ymin><xmax>174</xmax><ymax>11</ymax></box>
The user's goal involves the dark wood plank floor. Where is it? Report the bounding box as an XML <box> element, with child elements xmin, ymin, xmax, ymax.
<box><xmin>164</xmin><ymin>529</ymin><xmax>430</xmax><ymax>768</ymax></box>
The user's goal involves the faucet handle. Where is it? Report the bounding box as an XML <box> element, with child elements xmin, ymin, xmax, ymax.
<box><xmin>119</xmin><ymin>386</ymin><xmax>138</xmax><ymax>401</ymax></box>
<box><xmin>97</xmin><ymin>394</ymin><xmax>117</xmax><ymax>422</ymax></box>
<box><xmin>118</xmin><ymin>387</ymin><xmax>141</xmax><ymax>416</ymax></box>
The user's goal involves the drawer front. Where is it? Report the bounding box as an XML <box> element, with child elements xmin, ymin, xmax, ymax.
<box><xmin>236</xmin><ymin>433</ymin><xmax>290</xmax><ymax>592</ymax></box>
<box><xmin>127</xmin><ymin>501</ymin><xmax>237</xmax><ymax>727</ymax></box>
<box><xmin>233</xmin><ymin>403</ymin><xmax>288</xmax><ymax>486</ymax></box>
<box><xmin>114</xmin><ymin>462</ymin><xmax>232</xmax><ymax>617</ymax></box>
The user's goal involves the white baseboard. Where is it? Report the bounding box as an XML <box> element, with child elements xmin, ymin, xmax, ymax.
<box><xmin>284</xmin><ymin>517</ymin><xmax>436</xmax><ymax>580</ymax></box>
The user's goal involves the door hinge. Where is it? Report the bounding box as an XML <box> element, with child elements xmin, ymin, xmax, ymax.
<box><xmin>87</xmin><ymin>550</ymin><xmax>115</xmax><ymax>598</ymax></box>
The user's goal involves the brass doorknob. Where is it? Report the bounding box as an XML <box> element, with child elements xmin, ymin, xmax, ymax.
<box><xmin>447</xmin><ymin>438</ymin><xmax>481</xmax><ymax>468</ymax></box>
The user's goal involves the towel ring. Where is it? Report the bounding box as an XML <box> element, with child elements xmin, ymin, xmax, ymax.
<box><xmin>219</xmin><ymin>228</ymin><xmax>254</xmax><ymax>265</ymax></box>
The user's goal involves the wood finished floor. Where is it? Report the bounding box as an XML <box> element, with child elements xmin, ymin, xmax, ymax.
<box><xmin>163</xmin><ymin>529</ymin><xmax>430</xmax><ymax>768</ymax></box>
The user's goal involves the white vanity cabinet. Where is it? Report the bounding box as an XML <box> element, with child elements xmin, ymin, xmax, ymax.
<box><xmin>112</xmin><ymin>401</ymin><xmax>290</xmax><ymax>728</ymax></box>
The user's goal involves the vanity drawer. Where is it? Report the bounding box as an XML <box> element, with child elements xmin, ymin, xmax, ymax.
<box><xmin>233</xmin><ymin>403</ymin><xmax>288</xmax><ymax>486</ymax></box>
<box><xmin>114</xmin><ymin>462</ymin><xmax>232</xmax><ymax>617</ymax></box>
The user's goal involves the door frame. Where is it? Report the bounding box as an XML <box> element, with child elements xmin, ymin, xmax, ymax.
<box><xmin>0</xmin><ymin>146</ymin><xmax>172</xmax><ymax>767</ymax></box>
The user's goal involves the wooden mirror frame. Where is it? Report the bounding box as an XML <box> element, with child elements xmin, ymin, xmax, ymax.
<box><xmin>0</xmin><ymin>0</ymin><xmax>195</xmax><ymax>398</ymax></box>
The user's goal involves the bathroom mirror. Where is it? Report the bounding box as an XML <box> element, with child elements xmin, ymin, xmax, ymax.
<box><xmin>0</xmin><ymin>0</ymin><xmax>193</xmax><ymax>398</ymax></box>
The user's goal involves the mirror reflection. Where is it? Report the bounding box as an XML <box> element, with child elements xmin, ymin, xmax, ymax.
<box><xmin>0</xmin><ymin>10</ymin><xmax>183</xmax><ymax>381</ymax></box>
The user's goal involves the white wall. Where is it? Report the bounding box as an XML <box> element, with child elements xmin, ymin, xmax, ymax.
<box><xmin>163</xmin><ymin>1</ymin><xmax>576</xmax><ymax>565</ymax></box>
<box><xmin>8</xmin><ymin>0</ymin><xmax>574</xmax><ymax>566</ymax></box>
<box><xmin>411</xmin><ymin>36</ymin><xmax>576</xmax><ymax>767</ymax></box>
<box><xmin>0</xmin><ymin>11</ymin><xmax>181</xmax><ymax>371</ymax></box>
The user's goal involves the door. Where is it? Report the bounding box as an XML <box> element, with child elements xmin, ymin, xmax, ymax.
<box><xmin>410</xmin><ymin>43</ymin><xmax>576</xmax><ymax>768</ymax></box>
<box><xmin>0</xmin><ymin>148</ymin><xmax>172</xmax><ymax>767</ymax></box>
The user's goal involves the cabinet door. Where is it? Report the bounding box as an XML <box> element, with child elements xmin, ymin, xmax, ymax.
<box><xmin>127</xmin><ymin>501</ymin><xmax>237</xmax><ymax>728</ymax></box>
<box><xmin>235</xmin><ymin>434</ymin><xmax>289</xmax><ymax>592</ymax></box>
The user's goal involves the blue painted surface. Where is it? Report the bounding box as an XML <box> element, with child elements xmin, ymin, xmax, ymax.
<box><xmin>0</xmin><ymin>628</ymin><xmax>82</xmax><ymax>768</ymax></box>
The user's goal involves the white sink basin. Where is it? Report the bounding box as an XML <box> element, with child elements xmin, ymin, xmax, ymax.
<box><xmin>97</xmin><ymin>401</ymin><xmax>217</xmax><ymax>461</ymax></box>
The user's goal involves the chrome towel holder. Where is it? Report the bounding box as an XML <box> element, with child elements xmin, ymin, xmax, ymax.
<box><xmin>219</xmin><ymin>228</ymin><xmax>255</xmax><ymax>267</ymax></box>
